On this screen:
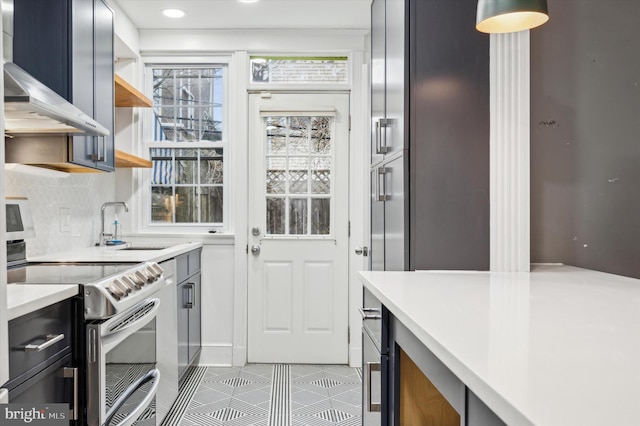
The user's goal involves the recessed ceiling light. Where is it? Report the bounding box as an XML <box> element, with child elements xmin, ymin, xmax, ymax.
<box><xmin>162</xmin><ymin>9</ymin><xmax>186</xmax><ymax>18</ymax></box>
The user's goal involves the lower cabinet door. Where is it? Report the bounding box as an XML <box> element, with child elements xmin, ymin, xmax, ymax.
<box><xmin>177</xmin><ymin>281</ymin><xmax>189</xmax><ymax>379</ymax></box>
<box><xmin>187</xmin><ymin>273</ymin><xmax>202</xmax><ymax>365</ymax></box>
<box><xmin>8</xmin><ymin>353</ymin><xmax>73</xmax><ymax>406</ymax></box>
<box><xmin>363</xmin><ymin>330</ymin><xmax>386</xmax><ymax>426</ymax></box>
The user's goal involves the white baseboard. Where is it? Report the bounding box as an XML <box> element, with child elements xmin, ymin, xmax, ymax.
<box><xmin>349</xmin><ymin>345</ymin><xmax>362</xmax><ymax>368</ymax></box>
<box><xmin>197</xmin><ymin>344</ymin><xmax>233</xmax><ymax>366</ymax></box>
<box><xmin>197</xmin><ymin>344</ymin><xmax>360</xmax><ymax>368</ymax></box>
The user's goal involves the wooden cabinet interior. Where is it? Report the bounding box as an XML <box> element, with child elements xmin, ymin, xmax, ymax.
<box><xmin>400</xmin><ymin>349</ymin><xmax>459</xmax><ymax>425</ymax></box>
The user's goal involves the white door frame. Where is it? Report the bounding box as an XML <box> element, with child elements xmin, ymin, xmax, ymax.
<box><xmin>231</xmin><ymin>51</ymin><xmax>369</xmax><ymax>367</ymax></box>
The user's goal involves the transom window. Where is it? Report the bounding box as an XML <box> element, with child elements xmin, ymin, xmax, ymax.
<box><xmin>146</xmin><ymin>66</ymin><xmax>226</xmax><ymax>226</ymax></box>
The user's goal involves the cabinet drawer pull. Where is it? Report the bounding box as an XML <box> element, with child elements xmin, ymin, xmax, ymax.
<box><xmin>359</xmin><ymin>308</ymin><xmax>382</xmax><ymax>320</ymax></box>
<box><xmin>24</xmin><ymin>333</ymin><xmax>64</xmax><ymax>352</ymax></box>
<box><xmin>365</xmin><ymin>361</ymin><xmax>382</xmax><ymax>412</ymax></box>
<box><xmin>64</xmin><ymin>367</ymin><xmax>78</xmax><ymax>420</ymax></box>
<box><xmin>185</xmin><ymin>283</ymin><xmax>195</xmax><ymax>309</ymax></box>
<box><xmin>377</xmin><ymin>167</ymin><xmax>389</xmax><ymax>201</ymax></box>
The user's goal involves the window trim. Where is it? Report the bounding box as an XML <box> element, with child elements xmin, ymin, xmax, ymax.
<box><xmin>138</xmin><ymin>60</ymin><xmax>230</xmax><ymax>233</ymax></box>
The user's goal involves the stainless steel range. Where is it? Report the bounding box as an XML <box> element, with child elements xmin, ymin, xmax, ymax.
<box><xmin>8</xmin><ymin>260</ymin><xmax>170</xmax><ymax>426</ymax></box>
<box><xmin>6</xmin><ymin>198</ymin><xmax>171</xmax><ymax>426</ymax></box>
<box><xmin>9</xmin><ymin>261</ymin><xmax>166</xmax><ymax>319</ymax></box>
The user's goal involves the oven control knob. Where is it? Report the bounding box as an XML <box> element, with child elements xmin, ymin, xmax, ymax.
<box><xmin>141</xmin><ymin>269</ymin><xmax>154</xmax><ymax>283</ymax></box>
<box><xmin>134</xmin><ymin>271</ymin><xmax>148</xmax><ymax>286</ymax></box>
<box><xmin>149</xmin><ymin>263</ymin><xmax>164</xmax><ymax>277</ymax></box>
<box><xmin>130</xmin><ymin>273</ymin><xmax>145</xmax><ymax>289</ymax></box>
<box><xmin>121</xmin><ymin>276</ymin><xmax>138</xmax><ymax>291</ymax></box>
<box><xmin>113</xmin><ymin>278</ymin><xmax>131</xmax><ymax>295</ymax></box>
<box><xmin>107</xmin><ymin>284</ymin><xmax>123</xmax><ymax>300</ymax></box>
<box><xmin>146</xmin><ymin>266</ymin><xmax>160</xmax><ymax>281</ymax></box>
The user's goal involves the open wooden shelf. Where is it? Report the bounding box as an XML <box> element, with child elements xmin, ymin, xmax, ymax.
<box><xmin>114</xmin><ymin>74</ymin><xmax>152</xmax><ymax>107</ymax></box>
<box><xmin>115</xmin><ymin>149</ymin><xmax>152</xmax><ymax>168</ymax></box>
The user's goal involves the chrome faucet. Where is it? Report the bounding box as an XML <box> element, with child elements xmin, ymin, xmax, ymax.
<box><xmin>99</xmin><ymin>202</ymin><xmax>129</xmax><ymax>246</ymax></box>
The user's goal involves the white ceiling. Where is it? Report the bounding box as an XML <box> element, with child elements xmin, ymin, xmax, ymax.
<box><xmin>113</xmin><ymin>0</ymin><xmax>372</xmax><ymax>30</ymax></box>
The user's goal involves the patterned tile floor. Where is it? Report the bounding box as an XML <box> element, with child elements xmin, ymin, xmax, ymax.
<box><xmin>161</xmin><ymin>365</ymin><xmax>362</xmax><ymax>426</ymax></box>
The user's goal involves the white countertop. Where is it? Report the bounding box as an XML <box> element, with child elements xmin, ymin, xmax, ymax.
<box><xmin>6</xmin><ymin>242</ymin><xmax>203</xmax><ymax>320</ymax></box>
<box><xmin>7</xmin><ymin>284</ymin><xmax>78</xmax><ymax>320</ymax></box>
<box><xmin>29</xmin><ymin>241</ymin><xmax>203</xmax><ymax>264</ymax></box>
<box><xmin>359</xmin><ymin>265</ymin><xmax>640</xmax><ymax>426</ymax></box>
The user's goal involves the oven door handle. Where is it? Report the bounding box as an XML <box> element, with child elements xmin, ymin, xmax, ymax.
<box><xmin>101</xmin><ymin>298</ymin><xmax>160</xmax><ymax>347</ymax></box>
<box><xmin>103</xmin><ymin>368</ymin><xmax>161</xmax><ymax>426</ymax></box>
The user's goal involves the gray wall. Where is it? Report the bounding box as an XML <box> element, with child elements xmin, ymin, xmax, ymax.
<box><xmin>531</xmin><ymin>0</ymin><xmax>640</xmax><ymax>278</ymax></box>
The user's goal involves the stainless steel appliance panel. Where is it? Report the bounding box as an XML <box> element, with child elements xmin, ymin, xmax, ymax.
<box><xmin>362</xmin><ymin>287</ymin><xmax>383</xmax><ymax>353</ymax></box>
<box><xmin>363</xmin><ymin>329</ymin><xmax>386</xmax><ymax>426</ymax></box>
<box><xmin>87</xmin><ymin>298</ymin><xmax>161</xmax><ymax>426</ymax></box>
<box><xmin>383</xmin><ymin>154</ymin><xmax>405</xmax><ymax>271</ymax></box>
<box><xmin>370</xmin><ymin>168</ymin><xmax>385</xmax><ymax>271</ymax></box>
<box><xmin>370</xmin><ymin>0</ymin><xmax>386</xmax><ymax>166</ymax></box>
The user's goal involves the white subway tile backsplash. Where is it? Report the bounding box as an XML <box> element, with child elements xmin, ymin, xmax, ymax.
<box><xmin>5</xmin><ymin>169</ymin><xmax>116</xmax><ymax>257</ymax></box>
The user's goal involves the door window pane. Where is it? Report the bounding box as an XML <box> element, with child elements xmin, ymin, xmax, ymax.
<box><xmin>267</xmin><ymin>157</ymin><xmax>286</xmax><ymax>194</ymax></box>
<box><xmin>267</xmin><ymin>198</ymin><xmax>285</xmax><ymax>234</ymax></box>
<box><xmin>289</xmin><ymin>198</ymin><xmax>308</xmax><ymax>235</ymax></box>
<box><xmin>311</xmin><ymin>198</ymin><xmax>330</xmax><ymax>235</ymax></box>
<box><xmin>263</xmin><ymin>114</ymin><xmax>334</xmax><ymax>236</ymax></box>
<box><xmin>311</xmin><ymin>116</ymin><xmax>332</xmax><ymax>154</ymax></box>
<box><xmin>311</xmin><ymin>158</ymin><xmax>331</xmax><ymax>194</ymax></box>
<box><xmin>288</xmin><ymin>157</ymin><xmax>309</xmax><ymax>194</ymax></box>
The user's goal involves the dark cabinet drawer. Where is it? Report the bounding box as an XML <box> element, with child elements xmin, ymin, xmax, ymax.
<box><xmin>8</xmin><ymin>299</ymin><xmax>73</xmax><ymax>383</ymax></box>
<box><xmin>8</xmin><ymin>353</ymin><xmax>73</xmax><ymax>404</ymax></box>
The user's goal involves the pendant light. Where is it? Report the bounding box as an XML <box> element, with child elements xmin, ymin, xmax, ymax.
<box><xmin>476</xmin><ymin>0</ymin><xmax>549</xmax><ymax>34</ymax></box>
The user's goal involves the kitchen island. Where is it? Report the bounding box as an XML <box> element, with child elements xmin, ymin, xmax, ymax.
<box><xmin>359</xmin><ymin>265</ymin><xmax>640</xmax><ymax>425</ymax></box>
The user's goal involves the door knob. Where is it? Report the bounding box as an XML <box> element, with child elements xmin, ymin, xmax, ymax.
<box><xmin>251</xmin><ymin>245</ymin><xmax>261</xmax><ymax>255</ymax></box>
<box><xmin>355</xmin><ymin>247</ymin><xmax>369</xmax><ymax>256</ymax></box>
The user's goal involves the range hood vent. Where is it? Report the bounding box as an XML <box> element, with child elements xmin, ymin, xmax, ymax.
<box><xmin>4</xmin><ymin>61</ymin><xmax>109</xmax><ymax>136</ymax></box>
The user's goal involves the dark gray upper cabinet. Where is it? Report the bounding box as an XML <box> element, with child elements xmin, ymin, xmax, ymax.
<box><xmin>370</xmin><ymin>0</ymin><xmax>490</xmax><ymax>272</ymax></box>
<box><xmin>371</xmin><ymin>0</ymin><xmax>405</xmax><ymax>166</ymax></box>
<box><xmin>13</xmin><ymin>0</ymin><xmax>115</xmax><ymax>172</ymax></box>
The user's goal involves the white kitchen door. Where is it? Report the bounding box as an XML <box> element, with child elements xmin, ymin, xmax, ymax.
<box><xmin>247</xmin><ymin>92</ymin><xmax>350</xmax><ymax>363</ymax></box>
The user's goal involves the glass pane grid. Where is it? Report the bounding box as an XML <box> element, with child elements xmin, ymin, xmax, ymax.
<box><xmin>152</xmin><ymin>68</ymin><xmax>223</xmax><ymax>143</ymax></box>
<box><xmin>150</xmin><ymin>147</ymin><xmax>223</xmax><ymax>224</ymax></box>
<box><xmin>264</xmin><ymin>115</ymin><xmax>333</xmax><ymax>237</ymax></box>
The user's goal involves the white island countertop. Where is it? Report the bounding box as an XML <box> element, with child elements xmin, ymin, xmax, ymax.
<box><xmin>359</xmin><ymin>265</ymin><xmax>640</xmax><ymax>426</ymax></box>
<box><xmin>29</xmin><ymin>241</ymin><xmax>203</xmax><ymax>264</ymax></box>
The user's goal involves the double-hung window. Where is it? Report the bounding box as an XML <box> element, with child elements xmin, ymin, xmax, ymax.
<box><xmin>145</xmin><ymin>65</ymin><xmax>227</xmax><ymax>228</ymax></box>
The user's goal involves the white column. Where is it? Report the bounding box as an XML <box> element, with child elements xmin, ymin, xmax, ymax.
<box><xmin>490</xmin><ymin>32</ymin><xmax>531</xmax><ymax>272</ymax></box>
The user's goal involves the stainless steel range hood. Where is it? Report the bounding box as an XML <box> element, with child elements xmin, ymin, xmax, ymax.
<box><xmin>4</xmin><ymin>62</ymin><xmax>109</xmax><ymax>136</ymax></box>
<box><xmin>2</xmin><ymin>0</ymin><xmax>109</xmax><ymax>137</ymax></box>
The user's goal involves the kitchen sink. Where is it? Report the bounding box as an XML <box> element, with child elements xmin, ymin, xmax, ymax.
<box><xmin>119</xmin><ymin>247</ymin><xmax>170</xmax><ymax>251</ymax></box>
